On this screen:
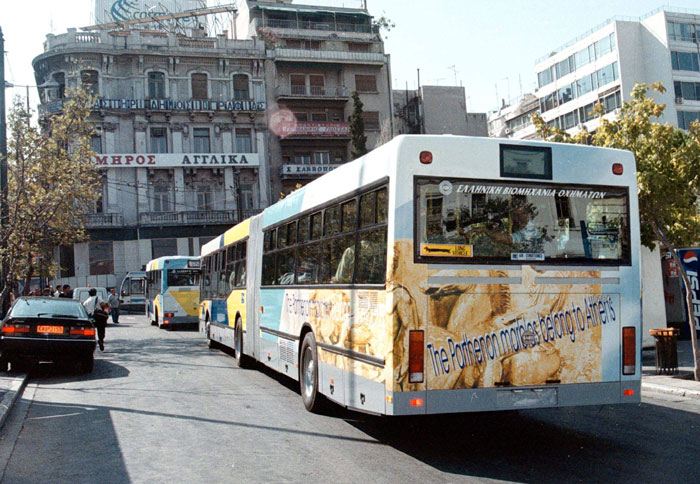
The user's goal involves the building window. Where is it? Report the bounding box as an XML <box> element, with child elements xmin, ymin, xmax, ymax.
<box><xmin>537</xmin><ymin>66</ymin><xmax>554</xmax><ymax>88</ymax></box>
<box><xmin>555</xmin><ymin>56</ymin><xmax>573</xmax><ymax>79</ymax></box>
<box><xmin>293</xmin><ymin>112</ymin><xmax>308</xmax><ymax>121</ymax></box>
<box><xmin>313</xmin><ymin>152</ymin><xmax>330</xmax><ymax>164</ymax></box>
<box><xmin>240</xmin><ymin>184</ymin><xmax>255</xmax><ymax>210</ymax></box>
<box><xmin>196</xmin><ymin>184</ymin><xmax>214</xmax><ymax>210</ymax></box>
<box><xmin>674</xmin><ymin>81</ymin><xmax>700</xmax><ymax>101</ymax></box>
<box><xmin>361</xmin><ymin>111</ymin><xmax>380</xmax><ymax>131</ymax></box>
<box><xmin>677</xmin><ymin>111</ymin><xmax>700</xmax><ymax>130</ymax></box>
<box><xmin>90</xmin><ymin>134</ymin><xmax>102</xmax><ymax>154</ymax></box>
<box><xmin>193</xmin><ymin>128</ymin><xmax>210</xmax><ymax>153</ymax></box>
<box><xmin>150</xmin><ymin>128</ymin><xmax>168</xmax><ymax>153</ymax></box>
<box><xmin>672</xmin><ymin>51</ymin><xmax>700</xmax><ymax>72</ymax></box>
<box><xmin>81</xmin><ymin>70</ymin><xmax>98</xmax><ymax>95</ymax></box>
<box><xmin>148</xmin><ymin>72</ymin><xmax>166</xmax><ymax>99</ymax></box>
<box><xmin>235</xmin><ymin>129</ymin><xmax>252</xmax><ymax>152</ymax></box>
<box><xmin>59</xmin><ymin>245</ymin><xmax>74</xmax><ymax>278</ymax></box>
<box><xmin>89</xmin><ymin>241</ymin><xmax>113</xmax><ymax>276</ymax></box>
<box><xmin>191</xmin><ymin>73</ymin><xmax>208</xmax><ymax>99</ymax></box>
<box><xmin>233</xmin><ymin>74</ymin><xmax>249</xmax><ymax>100</ymax></box>
<box><xmin>310</xmin><ymin>112</ymin><xmax>327</xmax><ymax>122</ymax></box>
<box><xmin>557</xmin><ymin>84</ymin><xmax>574</xmax><ymax>105</ymax></box>
<box><xmin>152</xmin><ymin>184</ymin><xmax>172</xmax><ymax>212</ymax></box>
<box><xmin>52</xmin><ymin>72</ymin><xmax>65</xmax><ymax>99</ymax></box>
<box><xmin>355</xmin><ymin>74</ymin><xmax>377</xmax><ymax>92</ymax></box>
<box><xmin>294</xmin><ymin>153</ymin><xmax>311</xmax><ymax>164</ymax></box>
<box><xmin>668</xmin><ymin>22</ymin><xmax>696</xmax><ymax>42</ymax></box>
<box><xmin>151</xmin><ymin>238</ymin><xmax>178</xmax><ymax>260</ymax></box>
<box><xmin>290</xmin><ymin>74</ymin><xmax>306</xmax><ymax>95</ymax></box>
<box><xmin>309</xmin><ymin>75</ymin><xmax>325</xmax><ymax>95</ymax></box>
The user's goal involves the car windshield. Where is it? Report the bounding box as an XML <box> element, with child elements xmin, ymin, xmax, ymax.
<box><xmin>9</xmin><ymin>298</ymin><xmax>88</xmax><ymax>319</ymax></box>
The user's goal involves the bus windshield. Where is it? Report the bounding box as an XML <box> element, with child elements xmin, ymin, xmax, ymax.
<box><xmin>416</xmin><ymin>177</ymin><xmax>631</xmax><ymax>264</ymax></box>
<box><xmin>167</xmin><ymin>269</ymin><xmax>199</xmax><ymax>287</ymax></box>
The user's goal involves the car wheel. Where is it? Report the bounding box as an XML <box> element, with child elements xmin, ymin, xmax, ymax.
<box><xmin>300</xmin><ymin>332</ymin><xmax>325</xmax><ymax>413</ymax></box>
<box><xmin>234</xmin><ymin>317</ymin><xmax>253</xmax><ymax>368</ymax></box>
<box><xmin>0</xmin><ymin>356</ymin><xmax>9</xmax><ymax>373</ymax></box>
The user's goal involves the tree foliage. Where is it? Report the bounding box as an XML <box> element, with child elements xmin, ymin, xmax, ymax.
<box><xmin>1</xmin><ymin>88</ymin><xmax>101</xmax><ymax>304</ymax></box>
<box><xmin>350</xmin><ymin>91</ymin><xmax>368</xmax><ymax>159</ymax></box>
<box><xmin>533</xmin><ymin>82</ymin><xmax>700</xmax><ymax>380</ymax></box>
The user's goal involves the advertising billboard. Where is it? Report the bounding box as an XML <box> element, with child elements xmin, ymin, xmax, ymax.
<box><xmin>93</xmin><ymin>0</ymin><xmax>205</xmax><ymax>25</ymax></box>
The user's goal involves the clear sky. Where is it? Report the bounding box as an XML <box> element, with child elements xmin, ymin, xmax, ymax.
<box><xmin>2</xmin><ymin>0</ymin><xmax>700</xmax><ymax>115</ymax></box>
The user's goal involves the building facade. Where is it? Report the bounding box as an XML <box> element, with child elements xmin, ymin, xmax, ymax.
<box><xmin>497</xmin><ymin>7</ymin><xmax>700</xmax><ymax>140</ymax></box>
<box><xmin>33</xmin><ymin>26</ymin><xmax>268</xmax><ymax>289</ymax></box>
<box><xmin>394</xmin><ymin>85</ymin><xmax>487</xmax><ymax>137</ymax></box>
<box><xmin>235</xmin><ymin>0</ymin><xmax>394</xmax><ymax>196</ymax></box>
<box><xmin>487</xmin><ymin>93</ymin><xmax>539</xmax><ymax>139</ymax></box>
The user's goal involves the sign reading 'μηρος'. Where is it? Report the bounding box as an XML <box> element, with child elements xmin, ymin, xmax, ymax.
<box><xmin>93</xmin><ymin>153</ymin><xmax>260</xmax><ymax>168</ymax></box>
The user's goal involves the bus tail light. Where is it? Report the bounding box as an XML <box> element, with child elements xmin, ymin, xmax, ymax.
<box><xmin>165</xmin><ymin>312</ymin><xmax>174</xmax><ymax>318</ymax></box>
<box><xmin>1</xmin><ymin>324</ymin><xmax>30</xmax><ymax>334</ymax></box>
<box><xmin>612</xmin><ymin>163</ymin><xmax>624</xmax><ymax>175</ymax></box>
<box><xmin>622</xmin><ymin>326</ymin><xmax>636</xmax><ymax>375</ymax></box>
<box><xmin>410</xmin><ymin>398</ymin><xmax>424</xmax><ymax>407</ymax></box>
<box><xmin>419</xmin><ymin>151</ymin><xmax>433</xmax><ymax>164</ymax></box>
<box><xmin>408</xmin><ymin>330</ymin><xmax>424</xmax><ymax>383</ymax></box>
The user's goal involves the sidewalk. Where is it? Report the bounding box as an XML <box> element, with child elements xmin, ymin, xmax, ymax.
<box><xmin>642</xmin><ymin>339</ymin><xmax>700</xmax><ymax>399</ymax></box>
<box><xmin>0</xmin><ymin>373</ymin><xmax>28</xmax><ymax>430</ymax></box>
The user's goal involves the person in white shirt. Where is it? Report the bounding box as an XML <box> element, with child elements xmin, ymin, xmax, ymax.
<box><xmin>82</xmin><ymin>288</ymin><xmax>102</xmax><ymax>316</ymax></box>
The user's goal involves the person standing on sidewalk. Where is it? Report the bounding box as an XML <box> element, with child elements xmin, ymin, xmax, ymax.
<box><xmin>107</xmin><ymin>288</ymin><xmax>121</xmax><ymax>324</ymax></box>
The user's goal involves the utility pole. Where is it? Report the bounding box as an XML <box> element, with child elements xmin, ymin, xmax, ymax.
<box><xmin>0</xmin><ymin>26</ymin><xmax>8</xmax><ymax>315</ymax></box>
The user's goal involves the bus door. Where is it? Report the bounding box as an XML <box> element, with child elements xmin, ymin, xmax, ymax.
<box><xmin>245</xmin><ymin>215</ymin><xmax>264</xmax><ymax>361</ymax></box>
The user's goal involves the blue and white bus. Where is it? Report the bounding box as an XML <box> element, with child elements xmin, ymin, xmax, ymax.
<box><xmin>203</xmin><ymin>135</ymin><xmax>641</xmax><ymax>415</ymax></box>
<box><xmin>146</xmin><ymin>256</ymin><xmax>201</xmax><ymax>329</ymax></box>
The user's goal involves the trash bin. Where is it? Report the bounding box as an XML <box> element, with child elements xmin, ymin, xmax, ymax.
<box><xmin>649</xmin><ymin>328</ymin><xmax>680</xmax><ymax>375</ymax></box>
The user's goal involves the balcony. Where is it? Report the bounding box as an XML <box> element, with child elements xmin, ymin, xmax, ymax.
<box><xmin>82</xmin><ymin>212</ymin><xmax>123</xmax><ymax>228</ymax></box>
<box><xmin>139</xmin><ymin>210</ymin><xmax>236</xmax><ymax>227</ymax></box>
<box><xmin>275</xmin><ymin>85</ymin><xmax>349</xmax><ymax>100</ymax></box>
<box><xmin>269</xmin><ymin>48</ymin><xmax>385</xmax><ymax>65</ymax></box>
<box><xmin>280</xmin><ymin>164</ymin><xmax>342</xmax><ymax>179</ymax></box>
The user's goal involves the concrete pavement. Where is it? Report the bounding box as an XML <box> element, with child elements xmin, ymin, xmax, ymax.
<box><xmin>0</xmin><ymin>340</ymin><xmax>697</xmax><ymax>430</ymax></box>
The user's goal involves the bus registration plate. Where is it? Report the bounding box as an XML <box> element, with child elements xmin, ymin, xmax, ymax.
<box><xmin>36</xmin><ymin>325</ymin><xmax>63</xmax><ymax>334</ymax></box>
<box><xmin>421</xmin><ymin>244</ymin><xmax>473</xmax><ymax>257</ymax></box>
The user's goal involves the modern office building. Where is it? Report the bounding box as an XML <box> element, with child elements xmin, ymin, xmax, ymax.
<box><xmin>498</xmin><ymin>7</ymin><xmax>700</xmax><ymax>140</ymax></box>
<box><xmin>33</xmin><ymin>24</ymin><xmax>268</xmax><ymax>289</ymax></box>
<box><xmin>234</xmin><ymin>0</ymin><xmax>394</xmax><ymax>196</ymax></box>
<box><xmin>393</xmin><ymin>85</ymin><xmax>487</xmax><ymax>136</ymax></box>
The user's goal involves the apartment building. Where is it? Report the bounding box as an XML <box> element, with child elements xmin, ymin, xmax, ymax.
<box><xmin>234</xmin><ymin>0</ymin><xmax>393</xmax><ymax>196</ymax></box>
<box><xmin>33</xmin><ymin>26</ymin><xmax>268</xmax><ymax>288</ymax></box>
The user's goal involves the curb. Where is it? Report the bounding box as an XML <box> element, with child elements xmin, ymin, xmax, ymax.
<box><xmin>0</xmin><ymin>375</ymin><xmax>29</xmax><ymax>430</ymax></box>
<box><xmin>642</xmin><ymin>381</ymin><xmax>700</xmax><ymax>399</ymax></box>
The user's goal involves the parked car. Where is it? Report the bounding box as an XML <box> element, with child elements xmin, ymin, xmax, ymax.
<box><xmin>0</xmin><ymin>297</ymin><xmax>96</xmax><ymax>372</ymax></box>
<box><xmin>72</xmin><ymin>287</ymin><xmax>108</xmax><ymax>304</ymax></box>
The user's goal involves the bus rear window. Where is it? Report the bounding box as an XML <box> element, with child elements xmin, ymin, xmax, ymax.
<box><xmin>415</xmin><ymin>177</ymin><xmax>631</xmax><ymax>265</ymax></box>
<box><xmin>167</xmin><ymin>269</ymin><xmax>200</xmax><ymax>287</ymax></box>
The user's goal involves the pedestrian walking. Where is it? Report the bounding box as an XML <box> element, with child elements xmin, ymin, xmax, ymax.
<box><xmin>107</xmin><ymin>288</ymin><xmax>121</xmax><ymax>324</ymax></box>
<box><xmin>92</xmin><ymin>302</ymin><xmax>110</xmax><ymax>351</ymax></box>
<box><xmin>60</xmin><ymin>284</ymin><xmax>73</xmax><ymax>298</ymax></box>
<box><xmin>82</xmin><ymin>288</ymin><xmax>102</xmax><ymax>316</ymax></box>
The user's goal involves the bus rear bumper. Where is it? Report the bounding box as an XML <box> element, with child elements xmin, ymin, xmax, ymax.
<box><xmin>160</xmin><ymin>316</ymin><xmax>198</xmax><ymax>328</ymax></box>
<box><xmin>387</xmin><ymin>380</ymin><xmax>641</xmax><ymax>415</ymax></box>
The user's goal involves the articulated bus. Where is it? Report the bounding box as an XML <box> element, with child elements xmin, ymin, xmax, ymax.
<box><xmin>119</xmin><ymin>271</ymin><xmax>147</xmax><ymax>313</ymax></box>
<box><xmin>201</xmin><ymin>135</ymin><xmax>641</xmax><ymax>415</ymax></box>
<box><xmin>146</xmin><ymin>256</ymin><xmax>201</xmax><ymax>329</ymax></box>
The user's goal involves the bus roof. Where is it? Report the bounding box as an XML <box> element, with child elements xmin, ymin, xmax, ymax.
<box><xmin>200</xmin><ymin>218</ymin><xmax>251</xmax><ymax>257</ymax></box>
<box><xmin>145</xmin><ymin>256</ymin><xmax>200</xmax><ymax>272</ymax></box>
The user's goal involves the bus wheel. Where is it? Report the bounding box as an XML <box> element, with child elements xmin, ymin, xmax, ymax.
<box><xmin>234</xmin><ymin>317</ymin><xmax>253</xmax><ymax>369</ymax></box>
<box><xmin>300</xmin><ymin>332</ymin><xmax>325</xmax><ymax>413</ymax></box>
<box><xmin>151</xmin><ymin>311</ymin><xmax>158</xmax><ymax>326</ymax></box>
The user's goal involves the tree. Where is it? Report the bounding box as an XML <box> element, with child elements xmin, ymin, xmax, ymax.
<box><xmin>350</xmin><ymin>91</ymin><xmax>368</xmax><ymax>159</ymax></box>
<box><xmin>0</xmin><ymin>87</ymin><xmax>101</xmax><ymax>306</ymax></box>
<box><xmin>372</xmin><ymin>14</ymin><xmax>395</xmax><ymax>40</ymax></box>
<box><xmin>533</xmin><ymin>82</ymin><xmax>700</xmax><ymax>380</ymax></box>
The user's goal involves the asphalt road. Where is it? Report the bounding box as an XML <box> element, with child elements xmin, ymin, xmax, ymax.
<box><xmin>0</xmin><ymin>314</ymin><xmax>699</xmax><ymax>484</ymax></box>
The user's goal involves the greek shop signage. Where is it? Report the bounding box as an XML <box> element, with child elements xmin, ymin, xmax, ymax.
<box><xmin>94</xmin><ymin>98</ymin><xmax>266</xmax><ymax>112</ymax></box>
<box><xmin>93</xmin><ymin>153</ymin><xmax>260</xmax><ymax>168</ymax></box>
<box><xmin>282</xmin><ymin>164</ymin><xmax>340</xmax><ymax>176</ymax></box>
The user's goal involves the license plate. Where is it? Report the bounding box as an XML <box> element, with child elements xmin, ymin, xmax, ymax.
<box><xmin>36</xmin><ymin>325</ymin><xmax>64</xmax><ymax>334</ymax></box>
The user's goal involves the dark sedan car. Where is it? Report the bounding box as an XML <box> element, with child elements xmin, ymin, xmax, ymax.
<box><xmin>0</xmin><ymin>297</ymin><xmax>96</xmax><ymax>372</ymax></box>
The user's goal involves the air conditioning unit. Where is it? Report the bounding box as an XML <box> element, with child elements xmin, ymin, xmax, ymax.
<box><xmin>675</xmin><ymin>96</ymin><xmax>683</xmax><ymax>104</ymax></box>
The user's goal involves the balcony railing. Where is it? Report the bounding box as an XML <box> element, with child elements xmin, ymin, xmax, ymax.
<box><xmin>265</xmin><ymin>19</ymin><xmax>375</xmax><ymax>34</ymax></box>
<box><xmin>140</xmin><ymin>210</ymin><xmax>236</xmax><ymax>226</ymax></box>
<box><xmin>276</xmin><ymin>85</ymin><xmax>349</xmax><ymax>99</ymax></box>
<box><xmin>82</xmin><ymin>212</ymin><xmax>123</xmax><ymax>228</ymax></box>
<box><xmin>278</xmin><ymin>122</ymin><xmax>350</xmax><ymax>138</ymax></box>
<box><xmin>270</xmin><ymin>48</ymin><xmax>385</xmax><ymax>64</ymax></box>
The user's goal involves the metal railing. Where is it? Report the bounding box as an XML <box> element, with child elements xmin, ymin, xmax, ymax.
<box><xmin>276</xmin><ymin>85</ymin><xmax>348</xmax><ymax>98</ymax></box>
<box><xmin>139</xmin><ymin>210</ymin><xmax>236</xmax><ymax>226</ymax></box>
<box><xmin>82</xmin><ymin>212</ymin><xmax>123</xmax><ymax>228</ymax></box>
<box><xmin>265</xmin><ymin>18</ymin><xmax>374</xmax><ymax>34</ymax></box>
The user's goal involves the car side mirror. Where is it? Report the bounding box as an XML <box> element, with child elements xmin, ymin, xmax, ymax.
<box><xmin>121</xmin><ymin>290</ymin><xmax>128</xmax><ymax>296</ymax></box>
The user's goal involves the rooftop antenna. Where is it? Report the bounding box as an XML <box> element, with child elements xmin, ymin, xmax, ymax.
<box><xmin>448</xmin><ymin>65</ymin><xmax>458</xmax><ymax>85</ymax></box>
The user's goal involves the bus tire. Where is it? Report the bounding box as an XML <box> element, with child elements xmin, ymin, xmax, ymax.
<box><xmin>300</xmin><ymin>332</ymin><xmax>325</xmax><ymax>413</ymax></box>
<box><xmin>234</xmin><ymin>317</ymin><xmax>253</xmax><ymax>369</ymax></box>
